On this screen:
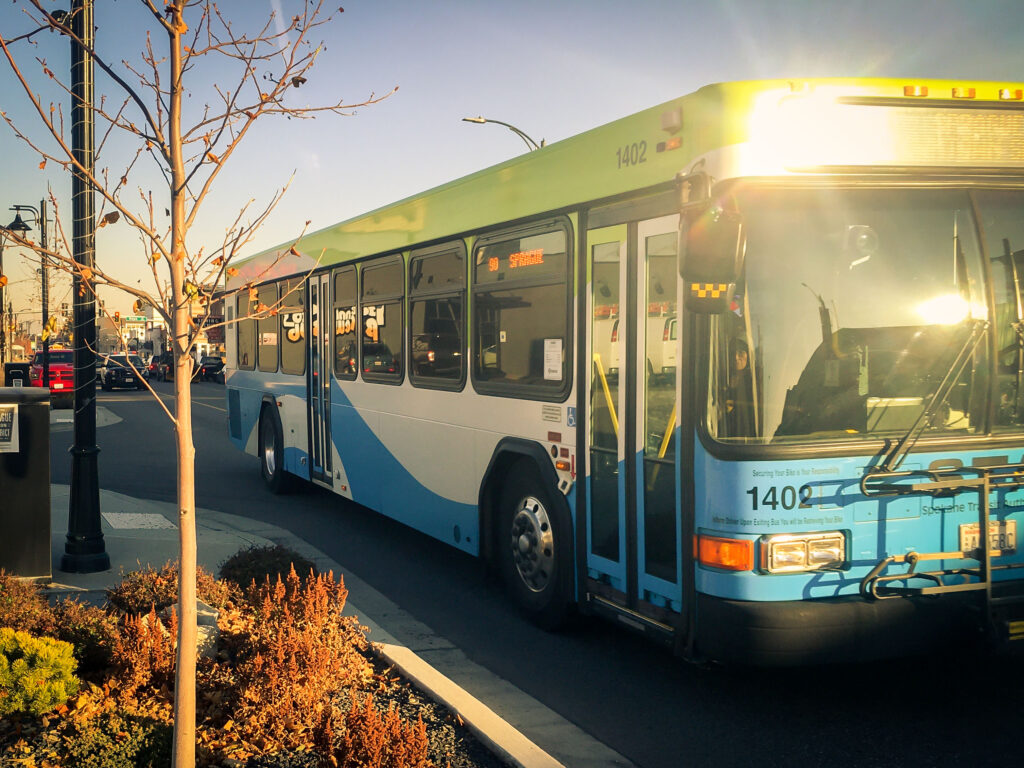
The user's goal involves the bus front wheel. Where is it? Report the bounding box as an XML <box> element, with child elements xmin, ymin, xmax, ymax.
<box><xmin>497</xmin><ymin>459</ymin><xmax>572</xmax><ymax>629</ymax></box>
<box><xmin>259</xmin><ymin>407</ymin><xmax>292</xmax><ymax>494</ymax></box>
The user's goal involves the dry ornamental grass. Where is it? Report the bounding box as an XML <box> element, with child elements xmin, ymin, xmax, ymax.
<box><xmin>0</xmin><ymin>557</ymin><xmax>503</xmax><ymax>768</ymax></box>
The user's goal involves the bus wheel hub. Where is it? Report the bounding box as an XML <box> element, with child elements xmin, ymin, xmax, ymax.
<box><xmin>510</xmin><ymin>496</ymin><xmax>554</xmax><ymax>592</ymax></box>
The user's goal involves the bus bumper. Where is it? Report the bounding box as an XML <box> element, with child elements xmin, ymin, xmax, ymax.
<box><xmin>694</xmin><ymin>590</ymin><xmax>1000</xmax><ymax>666</ymax></box>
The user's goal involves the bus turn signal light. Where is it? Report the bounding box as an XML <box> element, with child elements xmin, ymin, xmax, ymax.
<box><xmin>697</xmin><ymin>535</ymin><xmax>754</xmax><ymax>571</ymax></box>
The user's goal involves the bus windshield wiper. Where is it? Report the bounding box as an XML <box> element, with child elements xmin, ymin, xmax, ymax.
<box><xmin>873</xmin><ymin>318</ymin><xmax>988</xmax><ymax>474</ymax></box>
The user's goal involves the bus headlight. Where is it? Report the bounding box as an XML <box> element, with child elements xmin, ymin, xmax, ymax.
<box><xmin>761</xmin><ymin>532</ymin><xmax>845</xmax><ymax>573</ymax></box>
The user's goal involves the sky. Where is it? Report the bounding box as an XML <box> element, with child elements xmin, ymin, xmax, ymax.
<box><xmin>2</xmin><ymin>0</ymin><xmax>1024</xmax><ymax>323</ymax></box>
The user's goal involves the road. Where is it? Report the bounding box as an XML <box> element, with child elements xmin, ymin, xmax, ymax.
<box><xmin>50</xmin><ymin>381</ymin><xmax>1024</xmax><ymax>768</ymax></box>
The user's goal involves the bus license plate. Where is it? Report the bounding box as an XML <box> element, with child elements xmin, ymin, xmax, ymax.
<box><xmin>126</xmin><ymin>377</ymin><xmax>134</xmax><ymax>383</ymax></box>
<box><xmin>959</xmin><ymin>520</ymin><xmax>1017</xmax><ymax>555</ymax></box>
<box><xmin>52</xmin><ymin>382</ymin><xmax>63</xmax><ymax>389</ymax></box>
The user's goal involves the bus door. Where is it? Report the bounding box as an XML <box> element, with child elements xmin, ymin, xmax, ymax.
<box><xmin>308</xmin><ymin>272</ymin><xmax>332</xmax><ymax>483</ymax></box>
<box><xmin>586</xmin><ymin>211</ymin><xmax>682</xmax><ymax>627</ymax></box>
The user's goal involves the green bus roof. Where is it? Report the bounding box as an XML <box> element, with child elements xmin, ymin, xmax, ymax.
<box><xmin>230</xmin><ymin>77</ymin><xmax>1024</xmax><ymax>286</ymax></box>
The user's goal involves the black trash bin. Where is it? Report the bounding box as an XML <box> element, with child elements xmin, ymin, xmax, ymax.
<box><xmin>3</xmin><ymin>362</ymin><xmax>32</xmax><ymax>387</ymax></box>
<box><xmin>0</xmin><ymin>387</ymin><xmax>51</xmax><ymax>582</ymax></box>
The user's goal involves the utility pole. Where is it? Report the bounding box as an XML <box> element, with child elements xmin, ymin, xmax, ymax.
<box><xmin>62</xmin><ymin>0</ymin><xmax>108</xmax><ymax>573</ymax></box>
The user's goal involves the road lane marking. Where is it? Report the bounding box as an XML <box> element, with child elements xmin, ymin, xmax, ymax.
<box><xmin>98</xmin><ymin>391</ymin><xmax>227</xmax><ymax>412</ymax></box>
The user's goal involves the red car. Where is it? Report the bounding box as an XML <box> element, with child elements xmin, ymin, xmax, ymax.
<box><xmin>29</xmin><ymin>349</ymin><xmax>75</xmax><ymax>408</ymax></box>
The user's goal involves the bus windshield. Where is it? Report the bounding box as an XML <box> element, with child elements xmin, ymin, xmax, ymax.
<box><xmin>709</xmin><ymin>187</ymin><xmax>1024</xmax><ymax>445</ymax></box>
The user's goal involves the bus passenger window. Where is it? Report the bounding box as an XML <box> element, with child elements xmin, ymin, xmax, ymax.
<box><xmin>255</xmin><ymin>283</ymin><xmax>279</xmax><ymax>373</ymax></box>
<box><xmin>361</xmin><ymin>257</ymin><xmax>404</xmax><ymax>383</ymax></box>
<box><xmin>236</xmin><ymin>294</ymin><xmax>255</xmax><ymax>370</ymax></box>
<box><xmin>472</xmin><ymin>223</ymin><xmax>571</xmax><ymax>397</ymax></box>
<box><xmin>333</xmin><ymin>267</ymin><xmax>357</xmax><ymax>380</ymax></box>
<box><xmin>410</xmin><ymin>245</ymin><xmax>466</xmax><ymax>388</ymax></box>
<box><xmin>280</xmin><ymin>279</ymin><xmax>305</xmax><ymax>375</ymax></box>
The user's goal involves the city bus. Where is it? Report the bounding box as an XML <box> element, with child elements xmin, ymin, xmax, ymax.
<box><xmin>225</xmin><ymin>79</ymin><xmax>1024</xmax><ymax>665</ymax></box>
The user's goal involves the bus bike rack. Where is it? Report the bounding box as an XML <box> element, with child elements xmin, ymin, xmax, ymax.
<box><xmin>859</xmin><ymin>463</ymin><xmax>1024</xmax><ymax>643</ymax></box>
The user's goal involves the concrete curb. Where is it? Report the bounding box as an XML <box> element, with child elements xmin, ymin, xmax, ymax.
<box><xmin>377</xmin><ymin>643</ymin><xmax>564</xmax><ymax>768</ymax></box>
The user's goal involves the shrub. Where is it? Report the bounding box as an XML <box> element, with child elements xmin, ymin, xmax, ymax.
<box><xmin>61</xmin><ymin>710</ymin><xmax>172</xmax><ymax>768</ymax></box>
<box><xmin>50</xmin><ymin>598</ymin><xmax>118</xmax><ymax>677</ymax></box>
<box><xmin>109</xmin><ymin>606</ymin><xmax>177</xmax><ymax>700</ymax></box>
<box><xmin>333</xmin><ymin>693</ymin><xmax>434</xmax><ymax>768</ymax></box>
<box><xmin>0</xmin><ymin>627</ymin><xmax>80</xmax><ymax>716</ymax></box>
<box><xmin>231</xmin><ymin>567</ymin><xmax>371</xmax><ymax>747</ymax></box>
<box><xmin>218</xmin><ymin>543</ymin><xmax>317</xmax><ymax>591</ymax></box>
<box><xmin>106</xmin><ymin>562</ymin><xmax>237</xmax><ymax>614</ymax></box>
<box><xmin>0</xmin><ymin>570</ymin><xmax>55</xmax><ymax>636</ymax></box>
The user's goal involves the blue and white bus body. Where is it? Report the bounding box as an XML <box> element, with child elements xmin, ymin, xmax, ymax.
<box><xmin>224</xmin><ymin>79</ymin><xmax>1024</xmax><ymax>664</ymax></box>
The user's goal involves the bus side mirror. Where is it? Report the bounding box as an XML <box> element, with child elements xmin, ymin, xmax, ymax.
<box><xmin>680</xmin><ymin>204</ymin><xmax>745</xmax><ymax>314</ymax></box>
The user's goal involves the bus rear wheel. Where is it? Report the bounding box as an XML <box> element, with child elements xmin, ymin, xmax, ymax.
<box><xmin>497</xmin><ymin>459</ymin><xmax>572</xmax><ymax>629</ymax></box>
<box><xmin>259</xmin><ymin>406</ymin><xmax>292</xmax><ymax>494</ymax></box>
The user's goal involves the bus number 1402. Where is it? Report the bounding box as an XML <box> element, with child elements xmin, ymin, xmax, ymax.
<box><xmin>616</xmin><ymin>141</ymin><xmax>647</xmax><ymax>168</ymax></box>
<box><xmin>746</xmin><ymin>485</ymin><xmax>813</xmax><ymax>511</ymax></box>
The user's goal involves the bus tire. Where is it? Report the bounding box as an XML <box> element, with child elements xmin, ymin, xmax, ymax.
<box><xmin>259</xmin><ymin>406</ymin><xmax>292</xmax><ymax>495</ymax></box>
<box><xmin>498</xmin><ymin>459</ymin><xmax>573</xmax><ymax>630</ymax></box>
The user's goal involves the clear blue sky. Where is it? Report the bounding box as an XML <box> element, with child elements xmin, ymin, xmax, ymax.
<box><xmin>2</xmin><ymin>0</ymin><xmax>1024</xmax><ymax>319</ymax></box>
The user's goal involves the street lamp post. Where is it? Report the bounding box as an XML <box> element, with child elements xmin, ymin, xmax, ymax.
<box><xmin>0</xmin><ymin>227</ymin><xmax>7</xmax><ymax>366</ymax></box>
<box><xmin>64</xmin><ymin>0</ymin><xmax>108</xmax><ymax>574</ymax></box>
<box><xmin>462</xmin><ymin>116</ymin><xmax>544</xmax><ymax>151</ymax></box>
<box><xmin>6</xmin><ymin>203</ymin><xmax>47</xmax><ymax>385</ymax></box>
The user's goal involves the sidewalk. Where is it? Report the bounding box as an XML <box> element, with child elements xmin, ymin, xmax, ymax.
<box><xmin>41</xmin><ymin>411</ymin><xmax>633</xmax><ymax>768</ymax></box>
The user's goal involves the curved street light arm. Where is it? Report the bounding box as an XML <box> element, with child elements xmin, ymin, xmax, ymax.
<box><xmin>462</xmin><ymin>116</ymin><xmax>542</xmax><ymax>151</ymax></box>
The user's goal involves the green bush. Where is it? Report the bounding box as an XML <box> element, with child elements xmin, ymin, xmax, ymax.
<box><xmin>218</xmin><ymin>543</ymin><xmax>317</xmax><ymax>590</ymax></box>
<box><xmin>0</xmin><ymin>570</ymin><xmax>55</xmax><ymax>636</ymax></box>
<box><xmin>0</xmin><ymin>627</ymin><xmax>80</xmax><ymax>716</ymax></box>
<box><xmin>106</xmin><ymin>561</ymin><xmax>237</xmax><ymax>614</ymax></box>
<box><xmin>51</xmin><ymin>598</ymin><xmax>117</xmax><ymax>676</ymax></box>
<box><xmin>61</xmin><ymin>710</ymin><xmax>172</xmax><ymax>768</ymax></box>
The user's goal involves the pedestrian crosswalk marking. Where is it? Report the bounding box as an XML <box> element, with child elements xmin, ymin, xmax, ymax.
<box><xmin>101</xmin><ymin>512</ymin><xmax>177</xmax><ymax>529</ymax></box>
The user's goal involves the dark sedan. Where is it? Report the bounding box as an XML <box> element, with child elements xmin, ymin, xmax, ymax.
<box><xmin>198</xmin><ymin>356</ymin><xmax>225</xmax><ymax>383</ymax></box>
<box><xmin>100</xmin><ymin>354</ymin><xmax>146</xmax><ymax>391</ymax></box>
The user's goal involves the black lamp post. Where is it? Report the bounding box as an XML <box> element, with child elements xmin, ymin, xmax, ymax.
<box><xmin>7</xmin><ymin>205</ymin><xmax>48</xmax><ymax>386</ymax></box>
<box><xmin>0</xmin><ymin>226</ymin><xmax>7</xmax><ymax>366</ymax></box>
<box><xmin>462</xmin><ymin>116</ymin><xmax>545</xmax><ymax>151</ymax></box>
<box><xmin>63</xmin><ymin>0</ymin><xmax>107</xmax><ymax>573</ymax></box>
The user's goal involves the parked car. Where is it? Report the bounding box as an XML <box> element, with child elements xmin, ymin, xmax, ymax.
<box><xmin>362</xmin><ymin>343</ymin><xmax>399</xmax><ymax>375</ymax></box>
<box><xmin>100</xmin><ymin>354</ymin><xmax>147</xmax><ymax>391</ymax></box>
<box><xmin>646</xmin><ymin>315</ymin><xmax>677</xmax><ymax>379</ymax></box>
<box><xmin>28</xmin><ymin>349</ymin><xmax>75</xmax><ymax>408</ymax></box>
<box><xmin>198</xmin><ymin>356</ymin><xmax>225</xmax><ymax>383</ymax></box>
<box><xmin>151</xmin><ymin>351</ymin><xmax>174</xmax><ymax>382</ymax></box>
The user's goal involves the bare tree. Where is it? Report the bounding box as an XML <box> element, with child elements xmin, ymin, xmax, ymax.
<box><xmin>0</xmin><ymin>2</ymin><xmax>393</xmax><ymax>765</ymax></box>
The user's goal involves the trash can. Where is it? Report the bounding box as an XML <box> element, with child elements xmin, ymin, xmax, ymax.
<box><xmin>3</xmin><ymin>362</ymin><xmax>31</xmax><ymax>387</ymax></box>
<box><xmin>0</xmin><ymin>387</ymin><xmax>51</xmax><ymax>582</ymax></box>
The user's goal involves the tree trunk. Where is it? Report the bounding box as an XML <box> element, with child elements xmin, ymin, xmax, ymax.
<box><xmin>167</xmin><ymin>5</ymin><xmax>197</xmax><ymax>766</ymax></box>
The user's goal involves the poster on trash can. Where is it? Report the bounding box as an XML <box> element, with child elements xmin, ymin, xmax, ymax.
<box><xmin>0</xmin><ymin>404</ymin><xmax>18</xmax><ymax>453</ymax></box>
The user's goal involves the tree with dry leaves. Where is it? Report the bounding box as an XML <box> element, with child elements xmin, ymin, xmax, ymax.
<box><xmin>0</xmin><ymin>2</ymin><xmax>393</xmax><ymax>766</ymax></box>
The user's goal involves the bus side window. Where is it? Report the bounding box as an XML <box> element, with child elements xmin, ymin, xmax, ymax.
<box><xmin>257</xmin><ymin>282</ymin><xmax>279</xmax><ymax>373</ymax></box>
<box><xmin>236</xmin><ymin>294</ymin><xmax>255</xmax><ymax>371</ymax></box>
<box><xmin>361</xmin><ymin>256</ymin><xmax>404</xmax><ymax>383</ymax></box>
<box><xmin>280</xmin><ymin>278</ymin><xmax>305</xmax><ymax>375</ymax></box>
<box><xmin>471</xmin><ymin>221</ymin><xmax>572</xmax><ymax>398</ymax></box>
<box><xmin>333</xmin><ymin>267</ymin><xmax>358</xmax><ymax>380</ymax></box>
<box><xmin>409</xmin><ymin>243</ymin><xmax>466</xmax><ymax>389</ymax></box>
